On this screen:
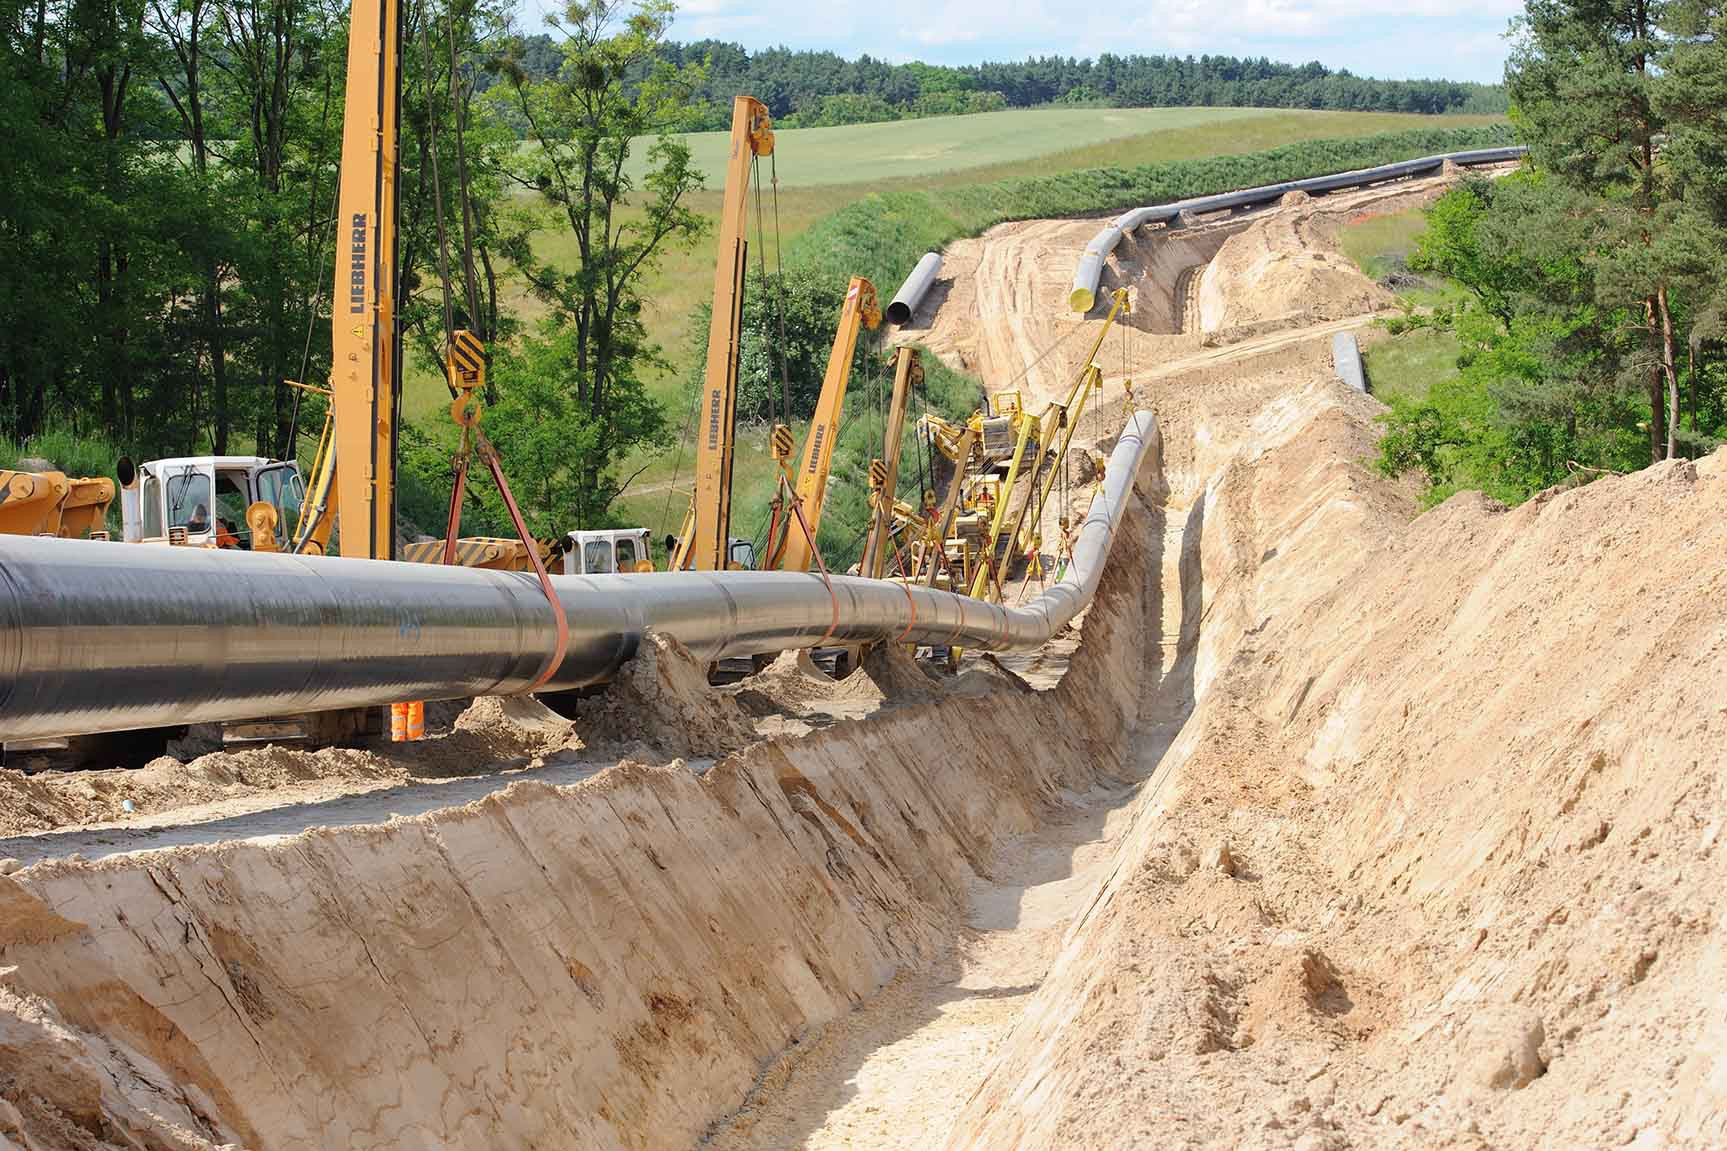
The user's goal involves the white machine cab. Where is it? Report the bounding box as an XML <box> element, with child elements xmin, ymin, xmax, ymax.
<box><xmin>564</xmin><ymin>528</ymin><xmax>654</xmax><ymax>575</ymax></box>
<box><xmin>121</xmin><ymin>456</ymin><xmax>306</xmax><ymax>549</ymax></box>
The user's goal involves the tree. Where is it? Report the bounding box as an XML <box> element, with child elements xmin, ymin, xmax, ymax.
<box><xmin>494</xmin><ymin>0</ymin><xmax>701</xmax><ymax>519</ymax></box>
<box><xmin>1506</xmin><ymin>0</ymin><xmax>1720</xmax><ymax>461</ymax></box>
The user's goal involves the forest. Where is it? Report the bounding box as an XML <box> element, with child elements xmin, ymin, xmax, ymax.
<box><xmin>638</xmin><ymin>41</ymin><xmax>1508</xmax><ymax>126</ymax></box>
<box><xmin>1375</xmin><ymin>0</ymin><xmax>1727</xmax><ymax>503</ymax></box>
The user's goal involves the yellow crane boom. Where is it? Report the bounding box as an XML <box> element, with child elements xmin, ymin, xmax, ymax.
<box><xmin>672</xmin><ymin>95</ymin><xmax>774</xmax><ymax>572</ymax></box>
<box><xmin>327</xmin><ymin>0</ymin><xmax>403</xmax><ymax>560</ymax></box>
<box><xmin>768</xmin><ymin>275</ymin><xmax>881</xmax><ymax>572</ymax></box>
<box><xmin>858</xmin><ymin>345</ymin><xmax>920</xmax><ymax>579</ymax></box>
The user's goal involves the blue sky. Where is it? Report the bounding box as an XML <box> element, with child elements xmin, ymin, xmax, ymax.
<box><xmin>522</xmin><ymin>1</ymin><xmax>1522</xmax><ymax>86</ymax></box>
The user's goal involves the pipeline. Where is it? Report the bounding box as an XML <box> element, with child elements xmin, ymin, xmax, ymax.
<box><xmin>0</xmin><ymin>412</ymin><xmax>1160</xmax><ymax>742</ymax></box>
<box><xmin>887</xmin><ymin>251</ymin><xmax>942</xmax><ymax>326</ymax></box>
<box><xmin>1068</xmin><ymin>145</ymin><xmax>1528</xmax><ymax>312</ymax></box>
<box><xmin>1332</xmin><ymin>331</ymin><xmax>1367</xmax><ymax>394</ymax></box>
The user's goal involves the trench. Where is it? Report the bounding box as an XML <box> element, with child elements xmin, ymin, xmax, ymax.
<box><xmin>0</xmin><ymin>420</ymin><xmax>1211</xmax><ymax>1151</ymax></box>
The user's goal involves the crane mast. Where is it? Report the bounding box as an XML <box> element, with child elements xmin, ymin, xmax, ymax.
<box><xmin>768</xmin><ymin>275</ymin><xmax>881</xmax><ymax>572</ymax></box>
<box><xmin>858</xmin><ymin>346</ymin><xmax>920</xmax><ymax>579</ymax></box>
<box><xmin>672</xmin><ymin>95</ymin><xmax>774</xmax><ymax>571</ymax></box>
<box><xmin>316</xmin><ymin>0</ymin><xmax>402</xmax><ymax>560</ymax></box>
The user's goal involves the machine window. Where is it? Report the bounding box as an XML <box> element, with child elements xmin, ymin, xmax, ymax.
<box><xmin>166</xmin><ymin>472</ymin><xmax>212</xmax><ymax>534</ymax></box>
<box><xmin>256</xmin><ymin>466</ymin><xmax>304</xmax><ymax>545</ymax></box>
<box><xmin>615</xmin><ymin>538</ymin><xmax>638</xmax><ymax>569</ymax></box>
<box><xmin>214</xmin><ymin>473</ymin><xmax>248</xmax><ymax>547</ymax></box>
<box><xmin>584</xmin><ymin>539</ymin><xmax>614</xmax><ymax>574</ymax></box>
<box><xmin>142</xmin><ymin>475</ymin><xmax>163</xmax><ymax>538</ymax></box>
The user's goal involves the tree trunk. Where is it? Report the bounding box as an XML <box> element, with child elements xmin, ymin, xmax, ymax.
<box><xmin>1687</xmin><ymin>339</ymin><xmax>1698</xmax><ymax>433</ymax></box>
<box><xmin>1644</xmin><ymin>298</ymin><xmax>1665</xmax><ymax>463</ymax></box>
<box><xmin>206</xmin><ymin>256</ymin><xmax>228</xmax><ymax>452</ymax></box>
<box><xmin>1657</xmin><ymin>284</ymin><xmax>1678</xmax><ymax>459</ymax></box>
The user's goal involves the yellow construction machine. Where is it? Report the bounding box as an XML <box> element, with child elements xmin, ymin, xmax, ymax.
<box><xmin>903</xmin><ymin>287</ymin><xmax>1131</xmax><ymax>600</ymax></box>
<box><xmin>0</xmin><ymin>467</ymin><xmax>115</xmax><ymax>539</ymax></box>
<box><xmin>761</xmin><ymin>275</ymin><xmax>882</xmax><ymax>572</ymax></box>
<box><xmin>669</xmin><ymin>95</ymin><xmax>776</xmax><ymax>572</ymax></box>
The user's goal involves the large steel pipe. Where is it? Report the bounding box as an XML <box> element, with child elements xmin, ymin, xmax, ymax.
<box><xmin>1068</xmin><ymin>145</ymin><xmax>1527</xmax><ymax>312</ymax></box>
<box><xmin>0</xmin><ymin>412</ymin><xmax>1160</xmax><ymax>741</ymax></box>
<box><xmin>887</xmin><ymin>251</ymin><xmax>942</xmax><ymax>326</ymax></box>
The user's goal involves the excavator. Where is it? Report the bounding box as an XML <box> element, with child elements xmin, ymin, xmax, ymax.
<box><xmin>0</xmin><ymin>467</ymin><xmax>115</xmax><ymax>539</ymax></box>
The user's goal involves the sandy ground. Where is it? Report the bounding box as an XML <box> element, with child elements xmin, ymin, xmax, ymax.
<box><xmin>4</xmin><ymin>161</ymin><xmax>1722</xmax><ymax>1150</ymax></box>
<box><xmin>705</xmin><ymin>782</ymin><xmax>1139</xmax><ymax>1149</ymax></box>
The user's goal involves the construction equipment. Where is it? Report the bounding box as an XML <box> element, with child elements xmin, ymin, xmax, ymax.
<box><xmin>563</xmin><ymin>529</ymin><xmax>655</xmax><ymax>575</ymax></box>
<box><xmin>118</xmin><ymin>456</ymin><xmax>304</xmax><ymax>550</ymax></box>
<box><xmin>0</xmin><ymin>468</ymin><xmax>115</xmax><ymax>538</ymax></box>
<box><xmin>0</xmin><ymin>410</ymin><xmax>1161</xmax><ymax>742</ymax></box>
<box><xmin>329</xmin><ymin>0</ymin><xmax>402</xmax><ymax>561</ymax></box>
<box><xmin>858</xmin><ymin>346</ymin><xmax>922</xmax><ymax>579</ymax></box>
<box><xmin>763</xmin><ymin>275</ymin><xmax>881</xmax><ymax>572</ymax></box>
<box><xmin>670</xmin><ymin>95</ymin><xmax>775</xmax><ymax>572</ymax></box>
<box><xmin>905</xmin><ymin>287</ymin><xmax>1131</xmax><ymax>601</ymax></box>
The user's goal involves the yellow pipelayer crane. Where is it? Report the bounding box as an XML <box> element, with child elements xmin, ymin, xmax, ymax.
<box><xmin>906</xmin><ymin>287</ymin><xmax>1130</xmax><ymax>599</ymax></box>
<box><xmin>763</xmin><ymin>275</ymin><xmax>882</xmax><ymax>572</ymax></box>
<box><xmin>670</xmin><ymin>96</ymin><xmax>775</xmax><ymax>572</ymax></box>
<box><xmin>289</xmin><ymin>0</ymin><xmax>402</xmax><ymax>560</ymax></box>
<box><xmin>858</xmin><ymin>345</ymin><xmax>921</xmax><ymax>579</ymax></box>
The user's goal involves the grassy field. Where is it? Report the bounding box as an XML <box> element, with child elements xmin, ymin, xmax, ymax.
<box><xmin>1337</xmin><ymin>206</ymin><xmax>1468</xmax><ymax>404</ymax></box>
<box><xmin>629</xmin><ymin>107</ymin><xmax>1505</xmax><ymax>190</ymax></box>
<box><xmin>403</xmin><ymin>108</ymin><xmax>1507</xmax><ymax>546</ymax></box>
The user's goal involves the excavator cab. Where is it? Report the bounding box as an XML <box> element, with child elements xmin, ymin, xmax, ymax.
<box><xmin>123</xmin><ymin>456</ymin><xmax>306</xmax><ymax>550</ymax></box>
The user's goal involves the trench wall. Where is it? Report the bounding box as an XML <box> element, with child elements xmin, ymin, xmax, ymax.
<box><xmin>0</xmin><ymin>427</ymin><xmax>1162</xmax><ymax>1151</ymax></box>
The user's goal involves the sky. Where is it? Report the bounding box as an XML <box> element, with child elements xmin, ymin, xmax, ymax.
<box><xmin>523</xmin><ymin>0</ymin><xmax>1523</xmax><ymax>85</ymax></box>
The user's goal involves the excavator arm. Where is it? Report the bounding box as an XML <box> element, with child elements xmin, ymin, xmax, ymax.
<box><xmin>672</xmin><ymin>95</ymin><xmax>774</xmax><ymax>571</ymax></box>
<box><xmin>859</xmin><ymin>345</ymin><xmax>920</xmax><ymax>579</ymax></box>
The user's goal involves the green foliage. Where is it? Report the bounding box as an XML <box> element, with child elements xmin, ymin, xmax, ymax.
<box><xmin>1376</xmin><ymin>3</ymin><xmax>1727</xmax><ymax>508</ymax></box>
<box><xmin>1503</xmin><ymin>0</ymin><xmax>1727</xmax><ymax>461</ymax></box>
<box><xmin>490</xmin><ymin>0</ymin><xmax>703</xmax><ymax>530</ymax></box>
<box><xmin>1376</xmin><ymin>170</ymin><xmax>1687</xmax><ymax>504</ymax></box>
<box><xmin>1378</xmin><ymin>307</ymin><xmax>1646</xmax><ymax>505</ymax></box>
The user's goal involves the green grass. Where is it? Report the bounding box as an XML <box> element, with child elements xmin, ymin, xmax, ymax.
<box><xmin>627</xmin><ymin>107</ymin><xmax>1506</xmax><ymax>190</ymax></box>
<box><xmin>1361</xmin><ymin>328</ymin><xmax>1462</xmax><ymax>405</ymax></box>
<box><xmin>1337</xmin><ymin>207</ymin><xmax>1430</xmax><ymax>281</ymax></box>
<box><xmin>1336</xmin><ymin>206</ymin><xmax>1470</xmax><ymax>405</ymax></box>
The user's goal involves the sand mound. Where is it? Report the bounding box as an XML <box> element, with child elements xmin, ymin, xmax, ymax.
<box><xmin>950</xmin><ymin>443</ymin><xmax>1727</xmax><ymax>1149</ymax></box>
<box><xmin>1197</xmin><ymin>207</ymin><xmax>1392</xmax><ymax>332</ymax></box>
<box><xmin>574</xmin><ymin>630</ymin><xmax>759</xmax><ymax>760</ymax></box>
<box><xmin>0</xmin><ymin>696</ymin><xmax>567</xmax><ymax>838</ymax></box>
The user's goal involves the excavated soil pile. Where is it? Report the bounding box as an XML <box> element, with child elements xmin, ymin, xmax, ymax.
<box><xmin>0</xmin><ymin>698</ymin><xmax>568</xmax><ymax>839</ymax></box>
<box><xmin>572</xmin><ymin>630</ymin><xmax>760</xmax><ymax>760</ymax></box>
<box><xmin>948</xmin><ymin>448</ymin><xmax>1727</xmax><ymax>1149</ymax></box>
<box><xmin>1196</xmin><ymin>207</ymin><xmax>1392</xmax><ymax>334</ymax></box>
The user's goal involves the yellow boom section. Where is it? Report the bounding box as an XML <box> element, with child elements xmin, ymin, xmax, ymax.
<box><xmin>673</xmin><ymin>95</ymin><xmax>773</xmax><ymax>572</ymax></box>
<box><xmin>772</xmin><ymin>275</ymin><xmax>881</xmax><ymax>572</ymax></box>
<box><xmin>329</xmin><ymin>0</ymin><xmax>402</xmax><ymax>559</ymax></box>
<box><xmin>859</xmin><ymin>346</ymin><xmax>920</xmax><ymax>579</ymax></box>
